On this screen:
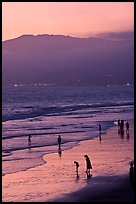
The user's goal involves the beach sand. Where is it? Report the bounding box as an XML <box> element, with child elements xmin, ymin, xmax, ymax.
<box><xmin>51</xmin><ymin>176</ymin><xmax>134</xmax><ymax>202</ymax></box>
<box><xmin>2</xmin><ymin>124</ymin><xmax>134</xmax><ymax>202</ymax></box>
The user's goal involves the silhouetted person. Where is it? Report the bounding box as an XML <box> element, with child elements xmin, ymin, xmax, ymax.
<box><xmin>118</xmin><ymin>120</ymin><xmax>121</xmax><ymax>135</ymax></box>
<box><xmin>126</xmin><ymin>122</ymin><xmax>129</xmax><ymax>133</ymax></box>
<box><xmin>120</xmin><ymin>120</ymin><xmax>124</xmax><ymax>130</ymax></box>
<box><xmin>119</xmin><ymin>120</ymin><xmax>124</xmax><ymax>138</ymax></box>
<box><xmin>84</xmin><ymin>155</ymin><xmax>92</xmax><ymax>178</ymax></box>
<box><xmin>129</xmin><ymin>162</ymin><xmax>134</xmax><ymax>189</ymax></box>
<box><xmin>58</xmin><ymin>135</ymin><xmax>61</xmax><ymax>149</ymax></box>
<box><xmin>118</xmin><ymin>119</ymin><xmax>121</xmax><ymax>127</ymax></box>
<box><xmin>28</xmin><ymin>135</ymin><xmax>32</xmax><ymax>151</ymax></box>
<box><xmin>74</xmin><ymin>161</ymin><xmax>79</xmax><ymax>177</ymax></box>
<box><xmin>99</xmin><ymin>124</ymin><xmax>101</xmax><ymax>134</ymax></box>
<box><xmin>28</xmin><ymin>135</ymin><xmax>32</xmax><ymax>145</ymax></box>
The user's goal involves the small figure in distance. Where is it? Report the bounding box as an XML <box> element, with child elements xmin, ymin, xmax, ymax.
<box><xmin>84</xmin><ymin>155</ymin><xmax>92</xmax><ymax>178</ymax></box>
<box><xmin>120</xmin><ymin>120</ymin><xmax>124</xmax><ymax>130</ymax></box>
<box><xmin>28</xmin><ymin>135</ymin><xmax>32</xmax><ymax>151</ymax></box>
<box><xmin>126</xmin><ymin>121</ymin><xmax>129</xmax><ymax>134</ymax></box>
<box><xmin>120</xmin><ymin>120</ymin><xmax>124</xmax><ymax>138</ymax></box>
<box><xmin>74</xmin><ymin>161</ymin><xmax>79</xmax><ymax>177</ymax></box>
<box><xmin>129</xmin><ymin>162</ymin><xmax>134</xmax><ymax>190</ymax></box>
<box><xmin>28</xmin><ymin>135</ymin><xmax>32</xmax><ymax>145</ymax></box>
<box><xmin>118</xmin><ymin>120</ymin><xmax>121</xmax><ymax>135</ymax></box>
<box><xmin>118</xmin><ymin>119</ymin><xmax>121</xmax><ymax>127</ymax></box>
<box><xmin>99</xmin><ymin>124</ymin><xmax>101</xmax><ymax>134</ymax></box>
<box><xmin>58</xmin><ymin>135</ymin><xmax>61</xmax><ymax>149</ymax></box>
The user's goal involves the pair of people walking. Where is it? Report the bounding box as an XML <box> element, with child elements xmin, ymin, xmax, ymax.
<box><xmin>74</xmin><ymin>155</ymin><xmax>92</xmax><ymax>178</ymax></box>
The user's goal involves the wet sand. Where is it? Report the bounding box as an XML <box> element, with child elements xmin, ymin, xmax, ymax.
<box><xmin>2</xmin><ymin>124</ymin><xmax>134</xmax><ymax>202</ymax></box>
<box><xmin>49</xmin><ymin>123</ymin><xmax>134</xmax><ymax>202</ymax></box>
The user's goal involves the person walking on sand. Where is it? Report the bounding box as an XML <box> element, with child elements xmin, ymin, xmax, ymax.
<box><xmin>58</xmin><ymin>135</ymin><xmax>61</xmax><ymax>148</ymax></box>
<box><xmin>74</xmin><ymin>161</ymin><xmax>79</xmax><ymax>177</ymax></box>
<box><xmin>84</xmin><ymin>155</ymin><xmax>92</xmax><ymax>177</ymax></box>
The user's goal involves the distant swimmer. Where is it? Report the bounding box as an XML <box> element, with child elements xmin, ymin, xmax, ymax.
<box><xmin>84</xmin><ymin>155</ymin><xmax>92</xmax><ymax>178</ymax></box>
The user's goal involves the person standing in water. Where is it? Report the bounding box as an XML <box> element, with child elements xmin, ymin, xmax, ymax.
<box><xmin>84</xmin><ymin>155</ymin><xmax>92</xmax><ymax>178</ymax></box>
<box><xmin>58</xmin><ymin>135</ymin><xmax>61</xmax><ymax>149</ymax></box>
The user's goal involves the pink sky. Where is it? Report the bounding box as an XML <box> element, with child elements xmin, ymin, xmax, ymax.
<box><xmin>2</xmin><ymin>2</ymin><xmax>134</xmax><ymax>41</ymax></box>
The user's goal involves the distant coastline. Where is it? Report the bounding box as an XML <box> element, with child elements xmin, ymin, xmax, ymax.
<box><xmin>2</xmin><ymin>31</ymin><xmax>134</xmax><ymax>86</ymax></box>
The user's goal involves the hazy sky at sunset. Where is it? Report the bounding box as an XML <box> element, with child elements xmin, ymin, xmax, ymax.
<box><xmin>2</xmin><ymin>2</ymin><xmax>134</xmax><ymax>41</ymax></box>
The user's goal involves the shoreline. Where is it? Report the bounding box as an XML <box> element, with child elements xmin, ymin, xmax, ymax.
<box><xmin>2</xmin><ymin>119</ymin><xmax>133</xmax><ymax>176</ymax></box>
<box><xmin>2</xmin><ymin>123</ymin><xmax>134</xmax><ymax>202</ymax></box>
<box><xmin>2</xmin><ymin>121</ymin><xmax>115</xmax><ymax>176</ymax></box>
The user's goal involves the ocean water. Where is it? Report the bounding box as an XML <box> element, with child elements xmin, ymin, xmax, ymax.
<box><xmin>2</xmin><ymin>85</ymin><xmax>134</xmax><ymax>175</ymax></box>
